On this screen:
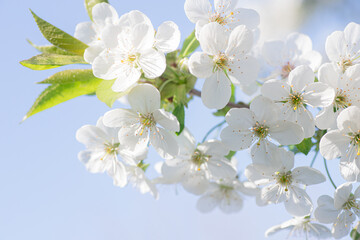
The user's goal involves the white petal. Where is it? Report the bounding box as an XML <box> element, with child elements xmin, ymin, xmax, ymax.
<box><xmin>139</xmin><ymin>49</ymin><xmax>166</xmax><ymax>79</ymax></box>
<box><xmin>103</xmin><ymin>109</ymin><xmax>139</xmax><ymax>128</ymax></box>
<box><xmin>261</xmin><ymin>184</ymin><xmax>285</xmax><ymax>204</ymax></box>
<box><xmin>182</xmin><ymin>171</ymin><xmax>209</xmax><ymax>195</ymax></box>
<box><xmin>315</xmin><ymin>106</ymin><xmax>339</xmax><ymax>130</ymax></box>
<box><xmin>111</xmin><ymin>67</ymin><xmax>141</xmax><ymax>92</ymax></box>
<box><xmin>155</xmin><ymin>21</ymin><xmax>181</xmax><ymax>53</ymax></box>
<box><xmin>196</xmin><ymin>194</ymin><xmax>220</xmax><ymax>213</ymax></box>
<box><xmin>334</xmin><ymin>182</ymin><xmax>353</xmax><ymax>210</ymax></box>
<box><xmin>288</xmin><ymin>65</ymin><xmax>315</xmax><ymax>92</ymax></box>
<box><xmin>340</xmin><ymin>158</ymin><xmax>360</xmax><ymax>182</ymax></box>
<box><xmin>153</xmin><ymin>109</ymin><xmax>180</xmax><ymax>132</ymax></box>
<box><xmin>225</xmin><ymin>107</ymin><xmax>255</xmax><ymax>129</ymax></box>
<box><xmin>100</xmin><ymin>24</ymin><xmax>122</xmax><ymax>49</ymax></box>
<box><xmin>131</xmin><ymin>23</ymin><xmax>155</xmax><ymax>52</ymax></box>
<box><xmin>92</xmin><ymin>51</ymin><xmax>123</xmax><ymax>80</ymax></box>
<box><xmin>175</xmin><ymin>128</ymin><xmax>197</xmax><ymax>156</ymax></box>
<box><xmin>92</xmin><ymin>3</ymin><xmax>118</xmax><ymax>27</ymax></box>
<box><xmin>231</xmin><ymin>8</ymin><xmax>260</xmax><ymax>30</ymax></box>
<box><xmin>336</xmin><ymin>106</ymin><xmax>360</xmax><ymax>132</ymax></box>
<box><xmin>188</xmin><ymin>52</ymin><xmax>214</xmax><ymax>78</ymax></box>
<box><xmin>201</xmin><ymin>72</ymin><xmax>231</xmax><ymax>109</ymax></box>
<box><xmin>118</xmin><ymin>125</ymin><xmax>149</xmax><ymax>151</ymax></box>
<box><xmin>108</xmin><ymin>160</ymin><xmax>127</xmax><ymax>187</ymax></box>
<box><xmin>220</xmin><ymin>126</ymin><xmax>253</xmax><ymax>151</ymax></box>
<box><xmin>284</xmin><ymin>186</ymin><xmax>313</xmax><ymax>217</ymax></box>
<box><xmin>199</xmin><ymin>22</ymin><xmax>228</xmax><ymax>55</ymax></box>
<box><xmin>285</xmin><ymin>32</ymin><xmax>313</xmax><ymax>53</ymax></box>
<box><xmin>314</xmin><ymin>195</ymin><xmax>340</xmax><ymax>223</ymax></box>
<box><xmin>228</xmin><ymin>54</ymin><xmax>259</xmax><ymax>85</ymax></box>
<box><xmin>299</xmin><ymin>50</ymin><xmax>323</xmax><ymax>71</ymax></box>
<box><xmin>250</xmin><ymin>96</ymin><xmax>279</xmax><ymax>123</ymax></box>
<box><xmin>250</xmin><ymin>140</ymin><xmax>279</xmax><ymax>166</ymax></box>
<box><xmin>214</xmin><ymin>0</ymin><xmax>237</xmax><ymax>13</ymax></box>
<box><xmin>292</xmin><ymin>167</ymin><xmax>326</xmax><ymax>186</ymax></box>
<box><xmin>74</xmin><ymin>22</ymin><xmax>96</xmax><ymax>44</ymax></box>
<box><xmin>225</xmin><ymin>25</ymin><xmax>253</xmax><ymax>56</ymax></box>
<box><xmin>219</xmin><ymin>191</ymin><xmax>244</xmax><ymax>213</ymax></box>
<box><xmin>262</xmin><ymin>40</ymin><xmax>285</xmax><ymax>67</ymax></box>
<box><xmin>128</xmin><ymin>84</ymin><xmax>160</xmax><ymax>114</ymax></box>
<box><xmin>318</xmin><ymin>62</ymin><xmax>340</xmax><ymax>89</ymax></box>
<box><xmin>76</xmin><ymin>125</ymin><xmax>109</xmax><ymax>147</ymax></box>
<box><xmin>269</xmin><ymin>120</ymin><xmax>304</xmax><ymax>145</ymax></box>
<box><xmin>245</xmin><ymin>164</ymin><xmax>275</xmax><ymax>185</ymax></box>
<box><xmin>118</xmin><ymin>10</ymin><xmax>152</xmax><ymax>28</ymax></box>
<box><xmin>332</xmin><ymin>210</ymin><xmax>356</xmax><ymax>239</ymax></box>
<box><xmin>150</xmin><ymin>128</ymin><xmax>179</xmax><ymax>159</ymax></box>
<box><xmin>303</xmin><ymin>82</ymin><xmax>335</xmax><ymax>108</ymax></box>
<box><xmin>198</xmin><ymin>139</ymin><xmax>229</xmax><ymax>157</ymax></box>
<box><xmin>319</xmin><ymin>130</ymin><xmax>349</xmax><ymax>160</ymax></box>
<box><xmin>78</xmin><ymin>150</ymin><xmax>109</xmax><ymax>173</ymax></box>
<box><xmin>207</xmin><ymin>158</ymin><xmax>237</xmax><ymax>179</ymax></box>
<box><xmin>261</xmin><ymin>79</ymin><xmax>290</xmax><ymax>102</ymax></box>
<box><xmin>184</xmin><ymin>0</ymin><xmax>211</xmax><ymax>23</ymax></box>
<box><xmin>84</xmin><ymin>43</ymin><xmax>104</xmax><ymax>64</ymax></box>
<box><xmin>325</xmin><ymin>31</ymin><xmax>346</xmax><ymax>62</ymax></box>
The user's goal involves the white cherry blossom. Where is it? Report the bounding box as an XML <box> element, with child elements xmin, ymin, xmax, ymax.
<box><xmin>184</xmin><ymin>0</ymin><xmax>259</xmax><ymax>38</ymax></box>
<box><xmin>316</xmin><ymin>63</ymin><xmax>360</xmax><ymax>130</ymax></box>
<box><xmin>74</xmin><ymin>3</ymin><xmax>119</xmax><ymax>63</ymax></box>
<box><xmin>261</xmin><ymin>65</ymin><xmax>335</xmax><ymax>138</ymax></box>
<box><xmin>326</xmin><ymin>22</ymin><xmax>360</xmax><ymax>73</ymax></box>
<box><xmin>262</xmin><ymin>32</ymin><xmax>322</xmax><ymax>80</ymax></box>
<box><xmin>314</xmin><ymin>183</ymin><xmax>360</xmax><ymax>239</ymax></box>
<box><xmin>265</xmin><ymin>216</ymin><xmax>331</xmax><ymax>239</ymax></box>
<box><xmin>103</xmin><ymin>84</ymin><xmax>180</xmax><ymax>159</ymax></box>
<box><xmin>220</xmin><ymin>95</ymin><xmax>304</xmax><ymax>165</ymax></box>
<box><xmin>245</xmin><ymin>147</ymin><xmax>326</xmax><ymax>216</ymax></box>
<box><xmin>188</xmin><ymin>22</ymin><xmax>259</xmax><ymax>109</ymax></box>
<box><xmin>320</xmin><ymin>106</ymin><xmax>360</xmax><ymax>181</ymax></box>
<box><xmin>160</xmin><ymin>128</ymin><xmax>237</xmax><ymax>195</ymax></box>
<box><xmin>76</xmin><ymin>117</ymin><xmax>129</xmax><ymax>187</ymax></box>
<box><xmin>196</xmin><ymin>178</ymin><xmax>259</xmax><ymax>213</ymax></box>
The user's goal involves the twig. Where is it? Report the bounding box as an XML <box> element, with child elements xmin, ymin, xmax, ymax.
<box><xmin>189</xmin><ymin>89</ymin><xmax>249</xmax><ymax>109</ymax></box>
<box><xmin>202</xmin><ymin>120</ymin><xmax>226</xmax><ymax>143</ymax></box>
<box><xmin>324</xmin><ymin>158</ymin><xmax>337</xmax><ymax>189</ymax></box>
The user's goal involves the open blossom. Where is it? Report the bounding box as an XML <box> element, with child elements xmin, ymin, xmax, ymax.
<box><xmin>326</xmin><ymin>22</ymin><xmax>360</xmax><ymax>73</ymax></box>
<box><xmin>184</xmin><ymin>0</ymin><xmax>259</xmax><ymax>38</ymax></box>
<box><xmin>196</xmin><ymin>178</ymin><xmax>259</xmax><ymax>213</ymax></box>
<box><xmin>74</xmin><ymin>3</ymin><xmax>119</xmax><ymax>63</ymax></box>
<box><xmin>220</xmin><ymin>95</ymin><xmax>304</xmax><ymax>165</ymax></box>
<box><xmin>188</xmin><ymin>22</ymin><xmax>259</xmax><ymax>109</ymax></box>
<box><xmin>315</xmin><ymin>63</ymin><xmax>360</xmax><ymax>130</ymax></box>
<box><xmin>245</xmin><ymin>147</ymin><xmax>326</xmax><ymax>216</ymax></box>
<box><xmin>159</xmin><ymin>128</ymin><xmax>237</xmax><ymax>195</ymax></box>
<box><xmin>103</xmin><ymin>84</ymin><xmax>180</xmax><ymax>159</ymax></box>
<box><xmin>320</xmin><ymin>106</ymin><xmax>360</xmax><ymax>181</ymax></box>
<box><xmin>92</xmin><ymin>11</ymin><xmax>180</xmax><ymax>93</ymax></box>
<box><xmin>261</xmin><ymin>65</ymin><xmax>335</xmax><ymax>138</ymax></box>
<box><xmin>262</xmin><ymin>32</ymin><xmax>322</xmax><ymax>80</ymax></box>
<box><xmin>315</xmin><ymin>183</ymin><xmax>360</xmax><ymax>239</ymax></box>
<box><xmin>76</xmin><ymin>117</ymin><xmax>136</xmax><ymax>187</ymax></box>
<box><xmin>265</xmin><ymin>216</ymin><xmax>331</xmax><ymax>239</ymax></box>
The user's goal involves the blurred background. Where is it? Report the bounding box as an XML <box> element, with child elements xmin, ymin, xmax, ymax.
<box><xmin>1</xmin><ymin>0</ymin><xmax>360</xmax><ymax>239</ymax></box>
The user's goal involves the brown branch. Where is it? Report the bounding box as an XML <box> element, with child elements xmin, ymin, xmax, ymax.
<box><xmin>189</xmin><ymin>89</ymin><xmax>249</xmax><ymax>109</ymax></box>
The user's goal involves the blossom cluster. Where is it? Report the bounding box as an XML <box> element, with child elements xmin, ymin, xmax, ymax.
<box><xmin>23</xmin><ymin>0</ymin><xmax>360</xmax><ymax>239</ymax></box>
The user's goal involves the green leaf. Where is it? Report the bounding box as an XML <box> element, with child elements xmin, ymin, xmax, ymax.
<box><xmin>173</xmin><ymin>104</ymin><xmax>185</xmax><ymax>135</ymax></box>
<box><xmin>225</xmin><ymin>151</ymin><xmax>236</xmax><ymax>160</ymax></box>
<box><xmin>289</xmin><ymin>138</ymin><xmax>315</xmax><ymax>155</ymax></box>
<box><xmin>85</xmin><ymin>0</ymin><xmax>109</xmax><ymax>21</ymax></box>
<box><xmin>95</xmin><ymin>79</ymin><xmax>129</xmax><ymax>107</ymax></box>
<box><xmin>38</xmin><ymin>69</ymin><xmax>101</xmax><ymax>84</ymax></box>
<box><xmin>27</xmin><ymin>39</ymin><xmax>74</xmax><ymax>55</ymax></box>
<box><xmin>179</xmin><ymin>31</ymin><xmax>199</xmax><ymax>58</ymax></box>
<box><xmin>351</xmin><ymin>229</ymin><xmax>360</xmax><ymax>240</ymax></box>
<box><xmin>23</xmin><ymin>75</ymin><xmax>102</xmax><ymax>120</ymax></box>
<box><xmin>20</xmin><ymin>53</ymin><xmax>87</xmax><ymax>70</ymax></box>
<box><xmin>30</xmin><ymin>10</ymin><xmax>88</xmax><ymax>56</ymax></box>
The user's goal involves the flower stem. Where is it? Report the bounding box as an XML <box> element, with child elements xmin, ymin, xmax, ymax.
<box><xmin>310</xmin><ymin>151</ymin><xmax>319</xmax><ymax>167</ymax></box>
<box><xmin>323</xmin><ymin>158</ymin><xmax>337</xmax><ymax>189</ymax></box>
<box><xmin>202</xmin><ymin>120</ymin><xmax>226</xmax><ymax>143</ymax></box>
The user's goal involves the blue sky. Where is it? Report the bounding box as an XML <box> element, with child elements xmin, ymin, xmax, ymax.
<box><xmin>1</xmin><ymin>0</ymin><xmax>360</xmax><ymax>239</ymax></box>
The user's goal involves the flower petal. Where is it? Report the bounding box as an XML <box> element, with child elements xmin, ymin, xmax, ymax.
<box><xmin>188</xmin><ymin>52</ymin><xmax>214</xmax><ymax>79</ymax></box>
<box><xmin>291</xmin><ymin>166</ymin><xmax>326</xmax><ymax>186</ymax></box>
<box><xmin>225</xmin><ymin>108</ymin><xmax>255</xmax><ymax>129</ymax></box>
<box><xmin>74</xmin><ymin>22</ymin><xmax>96</xmax><ymax>44</ymax></box>
<box><xmin>269</xmin><ymin>120</ymin><xmax>304</xmax><ymax>145</ymax></box>
<box><xmin>107</xmin><ymin>160</ymin><xmax>127</xmax><ymax>187</ymax></box>
<box><xmin>319</xmin><ymin>130</ymin><xmax>349</xmax><ymax>160</ymax></box>
<box><xmin>220</xmin><ymin>126</ymin><xmax>253</xmax><ymax>151</ymax></box>
<box><xmin>284</xmin><ymin>186</ymin><xmax>313</xmax><ymax>217</ymax></box>
<box><xmin>207</xmin><ymin>158</ymin><xmax>237</xmax><ymax>179</ymax></box>
<box><xmin>92</xmin><ymin>3</ymin><xmax>118</xmax><ymax>28</ymax></box>
<box><xmin>314</xmin><ymin>195</ymin><xmax>339</xmax><ymax>223</ymax></box>
<box><xmin>336</xmin><ymin>106</ymin><xmax>360</xmax><ymax>132</ymax></box>
<box><xmin>103</xmin><ymin>108</ymin><xmax>139</xmax><ymax>128</ymax></box>
<box><xmin>201</xmin><ymin>72</ymin><xmax>231</xmax><ymax>109</ymax></box>
<box><xmin>196</xmin><ymin>193</ymin><xmax>220</xmax><ymax>213</ymax></box>
<box><xmin>150</xmin><ymin>128</ymin><xmax>179</xmax><ymax>159</ymax></box>
<box><xmin>334</xmin><ymin>182</ymin><xmax>353</xmax><ymax>210</ymax></box>
<box><xmin>199</xmin><ymin>22</ymin><xmax>228</xmax><ymax>55</ymax></box>
<box><xmin>76</xmin><ymin>125</ymin><xmax>108</xmax><ymax>147</ymax></box>
<box><xmin>184</xmin><ymin>0</ymin><xmax>211</xmax><ymax>23</ymax></box>
<box><xmin>128</xmin><ymin>84</ymin><xmax>160</xmax><ymax>114</ymax></box>
<box><xmin>84</xmin><ymin>42</ymin><xmax>104</xmax><ymax>64</ymax></box>
<box><xmin>250</xmin><ymin>95</ymin><xmax>280</xmax><ymax>123</ymax></box>
<box><xmin>153</xmin><ymin>109</ymin><xmax>180</xmax><ymax>132</ymax></box>
<box><xmin>198</xmin><ymin>139</ymin><xmax>229</xmax><ymax>157</ymax></box>
<box><xmin>155</xmin><ymin>21</ymin><xmax>181</xmax><ymax>53</ymax></box>
<box><xmin>138</xmin><ymin>49</ymin><xmax>166</xmax><ymax>79</ymax></box>
<box><xmin>303</xmin><ymin>82</ymin><xmax>335</xmax><ymax>108</ymax></box>
<box><xmin>288</xmin><ymin>65</ymin><xmax>315</xmax><ymax>92</ymax></box>
<box><xmin>225</xmin><ymin>25</ymin><xmax>253</xmax><ymax>56</ymax></box>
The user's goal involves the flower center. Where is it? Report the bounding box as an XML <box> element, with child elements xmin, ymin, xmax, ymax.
<box><xmin>333</xmin><ymin>90</ymin><xmax>350</xmax><ymax>112</ymax></box>
<box><xmin>252</xmin><ymin>122</ymin><xmax>269</xmax><ymax>143</ymax></box>
<box><xmin>213</xmin><ymin>53</ymin><xmax>229</xmax><ymax>72</ymax></box>
<box><xmin>101</xmin><ymin>142</ymin><xmax>120</xmax><ymax>160</ymax></box>
<box><xmin>281</xmin><ymin>62</ymin><xmax>295</xmax><ymax>78</ymax></box>
<box><xmin>191</xmin><ymin>149</ymin><xmax>211</xmax><ymax>170</ymax></box>
<box><xmin>287</xmin><ymin>91</ymin><xmax>304</xmax><ymax>110</ymax></box>
<box><xmin>121</xmin><ymin>54</ymin><xmax>138</xmax><ymax>66</ymax></box>
<box><xmin>275</xmin><ymin>171</ymin><xmax>293</xmax><ymax>191</ymax></box>
<box><xmin>343</xmin><ymin>194</ymin><xmax>359</xmax><ymax>210</ymax></box>
<box><xmin>339</xmin><ymin>58</ymin><xmax>353</xmax><ymax>73</ymax></box>
<box><xmin>138</xmin><ymin>113</ymin><xmax>156</xmax><ymax>136</ymax></box>
<box><xmin>349</xmin><ymin>132</ymin><xmax>360</xmax><ymax>156</ymax></box>
<box><xmin>209</xmin><ymin>12</ymin><xmax>234</xmax><ymax>25</ymax></box>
